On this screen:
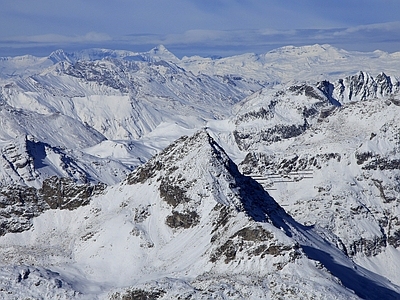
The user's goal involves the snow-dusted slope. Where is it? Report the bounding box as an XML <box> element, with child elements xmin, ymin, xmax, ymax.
<box><xmin>234</xmin><ymin>77</ymin><xmax>400</xmax><ymax>286</ymax></box>
<box><xmin>2</xmin><ymin>131</ymin><xmax>398</xmax><ymax>299</ymax></box>
<box><xmin>180</xmin><ymin>44</ymin><xmax>400</xmax><ymax>83</ymax></box>
<box><xmin>0</xmin><ymin>44</ymin><xmax>400</xmax><ymax>299</ymax></box>
<box><xmin>0</xmin><ymin>46</ymin><xmax>251</xmax><ymax>189</ymax></box>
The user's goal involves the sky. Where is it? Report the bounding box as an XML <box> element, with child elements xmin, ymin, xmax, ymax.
<box><xmin>0</xmin><ymin>0</ymin><xmax>400</xmax><ymax>57</ymax></box>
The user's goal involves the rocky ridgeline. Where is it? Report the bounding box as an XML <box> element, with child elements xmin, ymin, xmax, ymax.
<box><xmin>233</xmin><ymin>72</ymin><xmax>400</xmax><ymax>151</ymax></box>
<box><xmin>127</xmin><ymin>131</ymin><xmax>284</xmax><ymax>223</ymax></box>
<box><xmin>236</xmin><ymin>81</ymin><xmax>400</xmax><ymax>258</ymax></box>
<box><xmin>332</xmin><ymin>72</ymin><xmax>399</xmax><ymax>103</ymax></box>
<box><xmin>126</xmin><ymin>130</ymin><xmax>299</xmax><ymax>265</ymax></box>
<box><xmin>0</xmin><ymin>176</ymin><xmax>105</xmax><ymax>235</ymax></box>
<box><xmin>113</xmin><ymin>130</ymin><xmax>396</xmax><ymax>299</ymax></box>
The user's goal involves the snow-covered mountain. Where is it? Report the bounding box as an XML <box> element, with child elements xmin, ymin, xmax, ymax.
<box><xmin>0</xmin><ymin>44</ymin><xmax>400</xmax><ymax>299</ymax></box>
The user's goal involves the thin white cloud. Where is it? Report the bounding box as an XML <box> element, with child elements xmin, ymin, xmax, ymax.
<box><xmin>1</xmin><ymin>32</ymin><xmax>112</xmax><ymax>44</ymax></box>
<box><xmin>0</xmin><ymin>21</ymin><xmax>399</xmax><ymax>57</ymax></box>
<box><xmin>333</xmin><ymin>22</ymin><xmax>400</xmax><ymax>36</ymax></box>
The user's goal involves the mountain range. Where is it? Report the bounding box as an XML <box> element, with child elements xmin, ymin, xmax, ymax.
<box><xmin>0</xmin><ymin>44</ymin><xmax>399</xmax><ymax>299</ymax></box>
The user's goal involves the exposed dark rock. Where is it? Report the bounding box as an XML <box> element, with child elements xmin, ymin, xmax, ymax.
<box><xmin>333</xmin><ymin>71</ymin><xmax>399</xmax><ymax>102</ymax></box>
<box><xmin>61</xmin><ymin>61</ymin><xmax>130</xmax><ymax>92</ymax></box>
<box><xmin>288</xmin><ymin>84</ymin><xmax>325</xmax><ymax>100</ymax></box>
<box><xmin>211</xmin><ymin>204</ymin><xmax>232</xmax><ymax>234</ymax></box>
<box><xmin>348</xmin><ymin>236</ymin><xmax>386</xmax><ymax>256</ymax></box>
<box><xmin>233</xmin><ymin>122</ymin><xmax>309</xmax><ymax>150</ymax></box>
<box><xmin>355</xmin><ymin>151</ymin><xmax>373</xmax><ymax>165</ymax></box>
<box><xmin>233</xmin><ymin>226</ymin><xmax>274</xmax><ymax>242</ymax></box>
<box><xmin>211</xmin><ymin>239</ymin><xmax>237</xmax><ymax>263</ymax></box>
<box><xmin>318</xmin><ymin>106</ymin><xmax>338</xmax><ymax>119</ymax></box>
<box><xmin>388</xmin><ymin>230</ymin><xmax>400</xmax><ymax>248</ymax></box>
<box><xmin>302</xmin><ymin>106</ymin><xmax>319</xmax><ymax>118</ymax></box>
<box><xmin>363</xmin><ymin>156</ymin><xmax>400</xmax><ymax>171</ymax></box>
<box><xmin>165</xmin><ymin>211</ymin><xmax>199</xmax><ymax>229</ymax></box>
<box><xmin>211</xmin><ymin>225</ymin><xmax>297</xmax><ymax>263</ymax></box>
<box><xmin>317</xmin><ymin>80</ymin><xmax>341</xmax><ymax>106</ymax></box>
<box><xmin>159</xmin><ymin>179</ymin><xmax>192</xmax><ymax>208</ymax></box>
<box><xmin>133</xmin><ymin>205</ymin><xmax>151</xmax><ymax>223</ymax></box>
<box><xmin>111</xmin><ymin>289</ymin><xmax>166</xmax><ymax>300</ymax></box>
<box><xmin>0</xmin><ymin>177</ymin><xmax>105</xmax><ymax>236</ymax></box>
<box><xmin>40</xmin><ymin>177</ymin><xmax>105</xmax><ymax>210</ymax></box>
<box><xmin>376</xmin><ymin>72</ymin><xmax>393</xmax><ymax>96</ymax></box>
<box><xmin>126</xmin><ymin>161</ymin><xmax>163</xmax><ymax>184</ymax></box>
<box><xmin>235</xmin><ymin>107</ymin><xmax>274</xmax><ymax>124</ymax></box>
<box><xmin>265</xmin><ymin>244</ymin><xmax>295</xmax><ymax>257</ymax></box>
<box><xmin>372</xmin><ymin>179</ymin><xmax>396</xmax><ymax>203</ymax></box>
<box><xmin>239</xmin><ymin>152</ymin><xmax>341</xmax><ymax>175</ymax></box>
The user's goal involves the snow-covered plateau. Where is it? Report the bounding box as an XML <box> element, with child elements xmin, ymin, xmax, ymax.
<box><xmin>0</xmin><ymin>44</ymin><xmax>400</xmax><ymax>299</ymax></box>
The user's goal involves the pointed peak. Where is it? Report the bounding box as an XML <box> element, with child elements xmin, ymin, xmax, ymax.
<box><xmin>126</xmin><ymin>130</ymin><xmax>282</xmax><ymax>222</ymax></box>
<box><xmin>47</xmin><ymin>49</ymin><xmax>72</xmax><ymax>63</ymax></box>
<box><xmin>125</xmin><ymin>130</ymin><xmax>240</xmax><ymax>204</ymax></box>
<box><xmin>146</xmin><ymin>45</ymin><xmax>179</xmax><ymax>62</ymax></box>
<box><xmin>150</xmin><ymin>44</ymin><xmax>168</xmax><ymax>53</ymax></box>
<box><xmin>126</xmin><ymin>130</ymin><xmax>232</xmax><ymax>184</ymax></box>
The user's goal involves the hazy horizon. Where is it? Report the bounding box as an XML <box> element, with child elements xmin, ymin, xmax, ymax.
<box><xmin>1</xmin><ymin>1</ymin><xmax>400</xmax><ymax>57</ymax></box>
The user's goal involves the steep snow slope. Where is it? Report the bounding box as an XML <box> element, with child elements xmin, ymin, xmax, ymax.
<box><xmin>234</xmin><ymin>77</ymin><xmax>400</xmax><ymax>286</ymax></box>
<box><xmin>2</xmin><ymin>54</ymin><xmax>250</xmax><ymax>140</ymax></box>
<box><xmin>0</xmin><ymin>47</ymin><xmax>251</xmax><ymax>189</ymax></box>
<box><xmin>0</xmin><ymin>44</ymin><xmax>400</xmax><ymax>299</ymax></box>
<box><xmin>2</xmin><ymin>131</ymin><xmax>398</xmax><ymax>299</ymax></box>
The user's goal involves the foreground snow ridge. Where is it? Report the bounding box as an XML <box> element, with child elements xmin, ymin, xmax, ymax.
<box><xmin>0</xmin><ymin>44</ymin><xmax>399</xmax><ymax>299</ymax></box>
<box><xmin>0</xmin><ymin>131</ymin><xmax>397</xmax><ymax>299</ymax></box>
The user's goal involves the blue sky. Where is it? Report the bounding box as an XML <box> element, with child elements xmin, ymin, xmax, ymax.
<box><xmin>1</xmin><ymin>0</ymin><xmax>399</xmax><ymax>57</ymax></box>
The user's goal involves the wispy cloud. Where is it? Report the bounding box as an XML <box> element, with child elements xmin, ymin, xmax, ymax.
<box><xmin>333</xmin><ymin>22</ymin><xmax>400</xmax><ymax>36</ymax></box>
<box><xmin>1</xmin><ymin>1</ymin><xmax>400</xmax><ymax>57</ymax></box>
<box><xmin>2</xmin><ymin>32</ymin><xmax>112</xmax><ymax>44</ymax></box>
<box><xmin>0</xmin><ymin>21</ymin><xmax>399</xmax><ymax>58</ymax></box>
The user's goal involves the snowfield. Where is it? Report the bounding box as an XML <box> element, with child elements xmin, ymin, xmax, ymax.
<box><xmin>0</xmin><ymin>44</ymin><xmax>399</xmax><ymax>299</ymax></box>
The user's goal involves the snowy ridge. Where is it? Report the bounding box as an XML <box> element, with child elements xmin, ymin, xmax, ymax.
<box><xmin>0</xmin><ymin>44</ymin><xmax>400</xmax><ymax>298</ymax></box>
<box><xmin>3</xmin><ymin>130</ymin><xmax>397</xmax><ymax>299</ymax></box>
<box><xmin>181</xmin><ymin>44</ymin><xmax>400</xmax><ymax>83</ymax></box>
<box><xmin>236</xmin><ymin>77</ymin><xmax>400</xmax><ymax>284</ymax></box>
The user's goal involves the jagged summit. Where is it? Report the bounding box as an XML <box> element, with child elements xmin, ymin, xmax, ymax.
<box><xmin>126</xmin><ymin>130</ymin><xmax>282</xmax><ymax>221</ymax></box>
<box><xmin>1</xmin><ymin>130</ymin><xmax>397</xmax><ymax>299</ymax></box>
<box><xmin>1</xmin><ymin>44</ymin><xmax>400</xmax><ymax>298</ymax></box>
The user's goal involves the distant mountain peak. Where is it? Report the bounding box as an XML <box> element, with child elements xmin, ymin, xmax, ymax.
<box><xmin>147</xmin><ymin>44</ymin><xmax>179</xmax><ymax>62</ymax></box>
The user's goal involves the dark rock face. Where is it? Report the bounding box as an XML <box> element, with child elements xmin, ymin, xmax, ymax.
<box><xmin>233</xmin><ymin>226</ymin><xmax>274</xmax><ymax>242</ymax></box>
<box><xmin>60</xmin><ymin>61</ymin><xmax>130</xmax><ymax>92</ymax></box>
<box><xmin>159</xmin><ymin>179</ymin><xmax>191</xmax><ymax>208</ymax></box>
<box><xmin>333</xmin><ymin>71</ymin><xmax>399</xmax><ymax>102</ymax></box>
<box><xmin>125</xmin><ymin>161</ymin><xmax>163</xmax><ymax>185</ymax></box>
<box><xmin>388</xmin><ymin>230</ymin><xmax>400</xmax><ymax>248</ymax></box>
<box><xmin>110</xmin><ymin>289</ymin><xmax>166</xmax><ymax>300</ymax></box>
<box><xmin>0</xmin><ymin>185</ymin><xmax>44</xmax><ymax>235</ymax></box>
<box><xmin>0</xmin><ymin>177</ymin><xmax>105</xmax><ymax>236</ymax></box>
<box><xmin>40</xmin><ymin>177</ymin><xmax>104</xmax><ymax>210</ymax></box>
<box><xmin>239</xmin><ymin>152</ymin><xmax>341</xmax><ymax>175</ymax></box>
<box><xmin>211</xmin><ymin>225</ymin><xmax>299</xmax><ymax>264</ymax></box>
<box><xmin>363</xmin><ymin>156</ymin><xmax>400</xmax><ymax>171</ymax></box>
<box><xmin>165</xmin><ymin>211</ymin><xmax>200</xmax><ymax>229</ymax></box>
<box><xmin>233</xmin><ymin>123</ymin><xmax>309</xmax><ymax>151</ymax></box>
<box><xmin>348</xmin><ymin>236</ymin><xmax>387</xmax><ymax>257</ymax></box>
<box><xmin>233</xmin><ymin>84</ymin><xmax>335</xmax><ymax>151</ymax></box>
<box><xmin>235</xmin><ymin>106</ymin><xmax>275</xmax><ymax>124</ymax></box>
<box><xmin>288</xmin><ymin>84</ymin><xmax>325</xmax><ymax>100</ymax></box>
